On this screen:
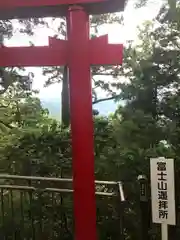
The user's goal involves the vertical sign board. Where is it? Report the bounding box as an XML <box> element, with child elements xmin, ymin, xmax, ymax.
<box><xmin>150</xmin><ymin>157</ymin><xmax>176</xmax><ymax>239</ymax></box>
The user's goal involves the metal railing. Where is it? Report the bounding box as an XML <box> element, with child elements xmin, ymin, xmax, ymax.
<box><xmin>0</xmin><ymin>174</ymin><xmax>125</xmax><ymax>239</ymax></box>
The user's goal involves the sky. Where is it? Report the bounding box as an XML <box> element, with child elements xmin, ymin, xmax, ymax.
<box><xmin>5</xmin><ymin>0</ymin><xmax>162</xmax><ymax>100</ymax></box>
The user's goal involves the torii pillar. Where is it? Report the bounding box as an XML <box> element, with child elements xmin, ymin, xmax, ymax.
<box><xmin>67</xmin><ymin>7</ymin><xmax>123</xmax><ymax>240</ymax></box>
<box><xmin>0</xmin><ymin>2</ymin><xmax>124</xmax><ymax>240</ymax></box>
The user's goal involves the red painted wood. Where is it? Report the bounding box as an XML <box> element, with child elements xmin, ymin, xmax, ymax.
<box><xmin>0</xmin><ymin>39</ymin><xmax>67</xmax><ymax>67</ymax></box>
<box><xmin>0</xmin><ymin>35</ymin><xmax>123</xmax><ymax>67</ymax></box>
<box><xmin>89</xmin><ymin>35</ymin><xmax>123</xmax><ymax>65</ymax></box>
<box><xmin>0</xmin><ymin>0</ymin><xmax>104</xmax><ymax>8</ymax></box>
<box><xmin>0</xmin><ymin>0</ymin><xmax>126</xmax><ymax>19</ymax></box>
<box><xmin>67</xmin><ymin>6</ymin><xmax>97</xmax><ymax>240</ymax></box>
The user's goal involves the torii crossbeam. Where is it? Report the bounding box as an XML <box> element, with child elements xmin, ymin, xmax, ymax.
<box><xmin>0</xmin><ymin>1</ymin><xmax>125</xmax><ymax>240</ymax></box>
<box><xmin>0</xmin><ymin>35</ymin><xmax>122</xmax><ymax>67</ymax></box>
<box><xmin>0</xmin><ymin>0</ymin><xmax>125</xmax><ymax>18</ymax></box>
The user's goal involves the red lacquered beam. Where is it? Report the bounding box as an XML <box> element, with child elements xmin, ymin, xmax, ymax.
<box><xmin>0</xmin><ymin>0</ymin><xmax>126</xmax><ymax>19</ymax></box>
<box><xmin>0</xmin><ymin>0</ymin><xmax>104</xmax><ymax>8</ymax></box>
<box><xmin>89</xmin><ymin>35</ymin><xmax>123</xmax><ymax>65</ymax></box>
<box><xmin>0</xmin><ymin>40</ymin><xmax>67</xmax><ymax>67</ymax></box>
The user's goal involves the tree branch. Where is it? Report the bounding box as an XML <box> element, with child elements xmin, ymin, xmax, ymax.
<box><xmin>0</xmin><ymin>119</ymin><xmax>14</xmax><ymax>129</ymax></box>
<box><xmin>93</xmin><ymin>95</ymin><xmax>120</xmax><ymax>104</ymax></box>
<box><xmin>94</xmin><ymin>73</ymin><xmax>116</xmax><ymax>76</ymax></box>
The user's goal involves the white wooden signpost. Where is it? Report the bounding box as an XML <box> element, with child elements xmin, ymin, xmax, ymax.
<box><xmin>150</xmin><ymin>157</ymin><xmax>176</xmax><ymax>240</ymax></box>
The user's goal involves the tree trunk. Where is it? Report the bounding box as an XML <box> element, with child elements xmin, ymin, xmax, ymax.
<box><xmin>61</xmin><ymin>66</ymin><xmax>70</xmax><ymax>127</ymax></box>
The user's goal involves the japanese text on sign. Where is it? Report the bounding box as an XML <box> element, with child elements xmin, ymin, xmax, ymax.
<box><xmin>150</xmin><ymin>158</ymin><xmax>176</xmax><ymax>225</ymax></box>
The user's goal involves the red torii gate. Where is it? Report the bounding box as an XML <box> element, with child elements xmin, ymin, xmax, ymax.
<box><xmin>0</xmin><ymin>1</ymin><xmax>125</xmax><ymax>240</ymax></box>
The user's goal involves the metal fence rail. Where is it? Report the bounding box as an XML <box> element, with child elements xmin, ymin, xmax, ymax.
<box><xmin>0</xmin><ymin>174</ymin><xmax>125</xmax><ymax>240</ymax></box>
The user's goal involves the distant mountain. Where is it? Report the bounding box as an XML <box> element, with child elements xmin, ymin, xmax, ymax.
<box><xmin>41</xmin><ymin>98</ymin><xmax>121</xmax><ymax>120</ymax></box>
<box><xmin>93</xmin><ymin>100</ymin><xmax>118</xmax><ymax>115</ymax></box>
<box><xmin>41</xmin><ymin>98</ymin><xmax>61</xmax><ymax>119</ymax></box>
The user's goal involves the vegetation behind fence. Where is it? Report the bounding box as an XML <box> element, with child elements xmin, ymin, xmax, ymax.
<box><xmin>0</xmin><ymin>175</ymin><xmax>123</xmax><ymax>240</ymax></box>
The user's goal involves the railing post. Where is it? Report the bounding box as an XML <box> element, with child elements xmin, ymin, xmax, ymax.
<box><xmin>117</xmin><ymin>181</ymin><xmax>125</xmax><ymax>240</ymax></box>
<box><xmin>138</xmin><ymin>175</ymin><xmax>150</xmax><ymax>240</ymax></box>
